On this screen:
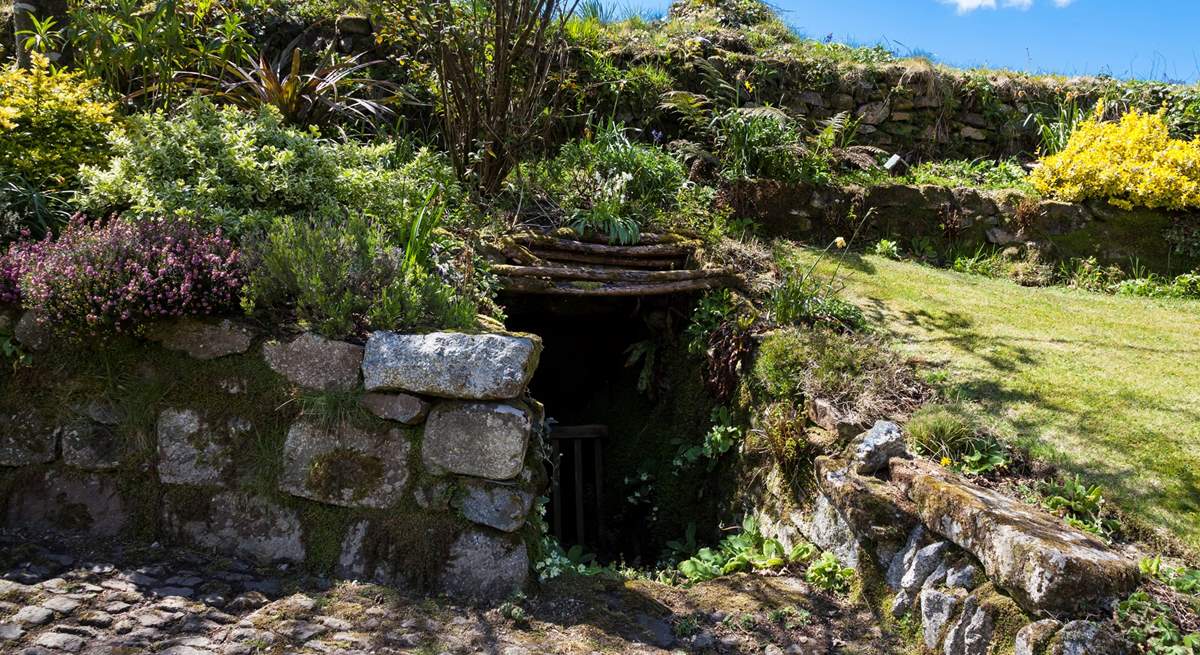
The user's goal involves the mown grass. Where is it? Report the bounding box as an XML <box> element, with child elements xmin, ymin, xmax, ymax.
<box><xmin>788</xmin><ymin>247</ymin><xmax>1200</xmax><ymax>553</ymax></box>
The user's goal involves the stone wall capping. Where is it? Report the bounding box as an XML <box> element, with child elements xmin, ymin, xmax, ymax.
<box><xmin>362</xmin><ymin>331</ymin><xmax>541</xmax><ymax>400</ymax></box>
<box><xmin>263</xmin><ymin>333</ymin><xmax>364</xmax><ymax>391</ymax></box>
<box><xmin>145</xmin><ymin>318</ymin><xmax>256</xmax><ymax>360</ymax></box>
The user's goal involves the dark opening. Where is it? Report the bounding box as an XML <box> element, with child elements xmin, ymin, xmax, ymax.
<box><xmin>502</xmin><ymin>293</ymin><xmax>723</xmax><ymax>564</ymax></box>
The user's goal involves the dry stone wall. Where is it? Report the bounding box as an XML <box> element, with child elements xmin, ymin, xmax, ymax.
<box><xmin>753</xmin><ymin>421</ymin><xmax>1140</xmax><ymax>655</ymax></box>
<box><xmin>0</xmin><ymin>315</ymin><xmax>546</xmax><ymax>602</ymax></box>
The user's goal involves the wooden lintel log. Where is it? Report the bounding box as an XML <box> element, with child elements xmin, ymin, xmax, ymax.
<box><xmin>500</xmin><ymin>276</ymin><xmax>735</xmax><ymax>297</ymax></box>
<box><xmin>515</xmin><ymin>234</ymin><xmax>700</xmax><ymax>257</ymax></box>
<box><xmin>540</xmin><ymin>228</ymin><xmax>700</xmax><ymax>246</ymax></box>
<box><xmin>529</xmin><ymin>249</ymin><xmax>684</xmax><ymax>270</ymax></box>
<box><xmin>493</xmin><ymin>264</ymin><xmax>734</xmax><ymax>283</ymax></box>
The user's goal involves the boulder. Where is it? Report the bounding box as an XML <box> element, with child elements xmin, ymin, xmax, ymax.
<box><xmin>1047</xmin><ymin>620</ymin><xmax>1130</xmax><ymax>655</ymax></box>
<box><xmin>1016</xmin><ymin>619</ymin><xmax>1063</xmax><ymax>655</ymax></box>
<box><xmin>0</xmin><ymin>412</ymin><xmax>55</xmax><ymax>466</ymax></box>
<box><xmin>849</xmin><ymin>420</ymin><xmax>908</xmax><ymax>475</ymax></box>
<box><xmin>362</xmin><ymin>331</ymin><xmax>540</xmax><ymax>400</ymax></box>
<box><xmin>920</xmin><ymin>587</ymin><xmax>965</xmax><ymax>650</ymax></box>
<box><xmin>422</xmin><ymin>402</ymin><xmax>532</xmax><ymax>480</ymax></box>
<box><xmin>164</xmin><ymin>491</ymin><xmax>305</xmax><ymax>564</ymax></box>
<box><xmin>279</xmin><ymin>420</ymin><xmax>411</xmax><ymax>509</ymax></box>
<box><xmin>156</xmin><ymin>409</ymin><xmax>238</xmax><ymax>486</ymax></box>
<box><xmin>61</xmin><ymin>423</ymin><xmax>122</xmax><ymax>471</ymax></box>
<box><xmin>5</xmin><ymin>471</ymin><xmax>127</xmax><ymax>537</ymax></box>
<box><xmin>891</xmin><ymin>458</ymin><xmax>1140</xmax><ymax>615</ymax></box>
<box><xmin>147</xmin><ymin>318</ymin><xmax>255</xmax><ymax>360</ymax></box>
<box><xmin>360</xmin><ymin>393</ymin><xmax>429</xmax><ymax>425</ymax></box>
<box><xmin>457</xmin><ymin>479</ymin><xmax>536</xmax><ymax>532</ymax></box>
<box><xmin>263</xmin><ymin>333</ymin><xmax>363</xmax><ymax>391</ymax></box>
<box><xmin>439</xmin><ymin>529</ymin><xmax>529</xmax><ymax>601</ymax></box>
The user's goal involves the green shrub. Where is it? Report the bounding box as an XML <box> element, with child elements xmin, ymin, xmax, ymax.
<box><xmin>529</xmin><ymin>122</ymin><xmax>687</xmax><ymax>243</ymax></box>
<box><xmin>242</xmin><ymin>209</ymin><xmax>478</xmax><ymax>339</ymax></box>
<box><xmin>0</xmin><ymin>54</ymin><xmax>117</xmax><ymax>189</ymax></box>
<box><xmin>906</xmin><ymin>403</ymin><xmax>1008</xmax><ymax>475</ymax></box>
<box><xmin>715</xmin><ymin>108</ymin><xmax>808</xmax><ymax>182</ymax></box>
<box><xmin>80</xmin><ymin>100</ymin><xmax>465</xmax><ymax>241</ymax></box>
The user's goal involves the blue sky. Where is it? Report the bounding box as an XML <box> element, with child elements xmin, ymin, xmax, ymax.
<box><xmin>613</xmin><ymin>0</ymin><xmax>1200</xmax><ymax>82</ymax></box>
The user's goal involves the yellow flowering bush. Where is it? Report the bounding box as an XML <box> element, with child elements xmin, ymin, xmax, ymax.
<box><xmin>1030</xmin><ymin>108</ymin><xmax>1200</xmax><ymax>211</ymax></box>
<box><xmin>0</xmin><ymin>54</ymin><xmax>117</xmax><ymax>188</ymax></box>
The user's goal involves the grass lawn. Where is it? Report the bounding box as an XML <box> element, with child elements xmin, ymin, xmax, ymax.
<box><xmin>793</xmin><ymin>249</ymin><xmax>1200</xmax><ymax>553</ymax></box>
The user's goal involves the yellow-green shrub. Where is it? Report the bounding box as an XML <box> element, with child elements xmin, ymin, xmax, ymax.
<box><xmin>0</xmin><ymin>54</ymin><xmax>117</xmax><ymax>188</ymax></box>
<box><xmin>1030</xmin><ymin>109</ymin><xmax>1200</xmax><ymax>211</ymax></box>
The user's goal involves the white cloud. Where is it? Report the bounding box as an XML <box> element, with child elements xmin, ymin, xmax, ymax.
<box><xmin>942</xmin><ymin>0</ymin><xmax>1073</xmax><ymax>13</ymax></box>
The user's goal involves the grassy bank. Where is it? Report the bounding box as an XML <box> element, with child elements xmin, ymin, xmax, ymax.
<box><xmin>792</xmin><ymin>248</ymin><xmax>1200</xmax><ymax>553</ymax></box>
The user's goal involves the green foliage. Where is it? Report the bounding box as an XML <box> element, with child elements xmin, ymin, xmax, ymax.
<box><xmin>180</xmin><ymin>38</ymin><xmax>397</xmax><ymax>130</ymax></box>
<box><xmin>673</xmin><ymin>406</ymin><xmax>742</xmax><ymax>468</ymax></box>
<box><xmin>684</xmin><ymin>289</ymin><xmax>737</xmax><ymax>355</ymax></box>
<box><xmin>677</xmin><ymin>516</ymin><xmax>813</xmax><ymax>583</ymax></box>
<box><xmin>0</xmin><ymin>53</ymin><xmax>116</xmax><ymax>220</ymax></box>
<box><xmin>714</xmin><ymin>108</ymin><xmax>817</xmax><ymax>183</ymax></box>
<box><xmin>805</xmin><ymin>551</ymin><xmax>855</xmax><ymax>594</ymax></box>
<box><xmin>1142</xmin><ymin>557</ymin><xmax>1200</xmax><ymax>596</ymax></box>
<box><xmin>951</xmin><ymin>246</ymin><xmax>1009</xmax><ymax>278</ymax></box>
<box><xmin>1036</xmin><ymin>475</ymin><xmax>1118</xmax><ymax>537</ymax></box>
<box><xmin>906</xmin><ymin>403</ymin><xmax>1009</xmax><ymax>475</ymax></box>
<box><xmin>1026</xmin><ymin>100</ymin><xmax>1089</xmax><ymax>156</ymax></box>
<box><xmin>769</xmin><ymin>272</ymin><xmax>865</xmax><ymax>332</ymax></box>
<box><xmin>1117</xmin><ymin>590</ymin><xmax>1200</xmax><ymax>655</ymax></box>
<box><xmin>873</xmin><ymin>239</ymin><xmax>902</xmax><ymax>260</ymax></box>
<box><xmin>753</xmin><ymin>327</ymin><xmax>921</xmax><ymax>423</ymax></box>
<box><xmin>68</xmin><ymin>0</ymin><xmax>256</xmax><ymax>104</ymax></box>
<box><xmin>242</xmin><ymin>207</ymin><xmax>478</xmax><ymax>339</ymax></box>
<box><xmin>82</xmin><ymin>100</ymin><xmax>463</xmax><ymax>240</ymax></box>
<box><xmin>529</xmin><ymin>123</ymin><xmax>688</xmax><ymax>244</ymax></box>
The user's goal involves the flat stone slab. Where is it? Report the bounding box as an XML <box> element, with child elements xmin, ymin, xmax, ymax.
<box><xmin>422</xmin><ymin>402</ymin><xmax>532</xmax><ymax>480</ymax></box>
<box><xmin>6</xmin><ymin>471</ymin><xmax>128</xmax><ymax>537</ymax></box>
<box><xmin>891</xmin><ymin>458</ymin><xmax>1139</xmax><ymax>615</ymax></box>
<box><xmin>362</xmin><ymin>332</ymin><xmax>540</xmax><ymax>400</ymax></box>
<box><xmin>263</xmin><ymin>333</ymin><xmax>363</xmax><ymax>391</ymax></box>
<box><xmin>279</xmin><ymin>421</ymin><xmax>411</xmax><ymax>509</ymax></box>
<box><xmin>147</xmin><ymin>318</ymin><xmax>255</xmax><ymax>360</ymax></box>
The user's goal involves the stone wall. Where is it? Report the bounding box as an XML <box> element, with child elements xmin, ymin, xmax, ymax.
<box><xmin>730</xmin><ymin>180</ymin><xmax>1197</xmax><ymax>274</ymax></box>
<box><xmin>0</xmin><ymin>314</ymin><xmax>546</xmax><ymax>602</ymax></box>
<box><xmin>753</xmin><ymin>422</ymin><xmax>1140</xmax><ymax>655</ymax></box>
<box><xmin>680</xmin><ymin>59</ymin><xmax>1130</xmax><ymax>161</ymax></box>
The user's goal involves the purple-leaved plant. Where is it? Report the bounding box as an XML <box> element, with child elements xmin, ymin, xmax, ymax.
<box><xmin>14</xmin><ymin>215</ymin><xmax>243</xmax><ymax>335</ymax></box>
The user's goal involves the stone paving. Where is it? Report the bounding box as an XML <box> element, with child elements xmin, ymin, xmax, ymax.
<box><xmin>0</xmin><ymin>529</ymin><xmax>895</xmax><ymax>655</ymax></box>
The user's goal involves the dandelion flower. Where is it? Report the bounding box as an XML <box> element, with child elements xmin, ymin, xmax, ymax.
<box><xmin>834</xmin><ymin>237</ymin><xmax>847</xmax><ymax>249</ymax></box>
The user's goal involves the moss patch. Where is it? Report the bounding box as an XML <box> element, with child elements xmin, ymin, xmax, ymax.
<box><xmin>306</xmin><ymin>448</ymin><xmax>385</xmax><ymax>503</ymax></box>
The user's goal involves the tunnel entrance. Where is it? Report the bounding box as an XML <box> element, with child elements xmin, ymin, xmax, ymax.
<box><xmin>502</xmin><ymin>293</ymin><xmax>725</xmax><ymax>565</ymax></box>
